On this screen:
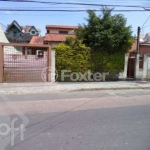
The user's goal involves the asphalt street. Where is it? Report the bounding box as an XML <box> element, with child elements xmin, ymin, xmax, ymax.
<box><xmin>0</xmin><ymin>89</ymin><xmax>150</xmax><ymax>150</ymax></box>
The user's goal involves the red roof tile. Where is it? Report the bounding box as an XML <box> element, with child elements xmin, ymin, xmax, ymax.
<box><xmin>128</xmin><ymin>40</ymin><xmax>137</xmax><ymax>53</ymax></box>
<box><xmin>44</xmin><ymin>34</ymin><xmax>75</xmax><ymax>42</ymax></box>
<box><xmin>30</xmin><ymin>36</ymin><xmax>44</xmax><ymax>45</ymax></box>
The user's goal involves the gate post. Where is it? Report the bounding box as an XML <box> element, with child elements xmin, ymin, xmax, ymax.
<box><xmin>47</xmin><ymin>45</ymin><xmax>51</xmax><ymax>82</ymax></box>
<box><xmin>123</xmin><ymin>53</ymin><xmax>129</xmax><ymax>79</ymax></box>
<box><xmin>51</xmin><ymin>50</ymin><xmax>55</xmax><ymax>82</ymax></box>
<box><xmin>134</xmin><ymin>54</ymin><xmax>140</xmax><ymax>79</ymax></box>
<box><xmin>0</xmin><ymin>44</ymin><xmax>4</xmax><ymax>83</ymax></box>
<box><xmin>142</xmin><ymin>54</ymin><xmax>148</xmax><ymax>80</ymax></box>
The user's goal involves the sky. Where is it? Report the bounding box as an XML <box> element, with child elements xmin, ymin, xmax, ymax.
<box><xmin>0</xmin><ymin>0</ymin><xmax>150</xmax><ymax>36</ymax></box>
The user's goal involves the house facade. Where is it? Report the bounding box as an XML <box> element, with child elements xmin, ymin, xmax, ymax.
<box><xmin>6</xmin><ymin>21</ymin><xmax>22</xmax><ymax>38</ymax></box>
<box><xmin>128</xmin><ymin>40</ymin><xmax>150</xmax><ymax>55</ymax></box>
<box><xmin>143</xmin><ymin>33</ymin><xmax>150</xmax><ymax>43</ymax></box>
<box><xmin>0</xmin><ymin>24</ymin><xmax>22</xmax><ymax>54</ymax></box>
<box><xmin>22</xmin><ymin>25</ymin><xmax>40</xmax><ymax>35</ymax></box>
<box><xmin>124</xmin><ymin>34</ymin><xmax>150</xmax><ymax>80</ymax></box>
<box><xmin>46</xmin><ymin>25</ymin><xmax>77</xmax><ymax>35</ymax></box>
<box><xmin>5</xmin><ymin>20</ymin><xmax>41</xmax><ymax>43</ymax></box>
<box><xmin>30</xmin><ymin>24</ymin><xmax>78</xmax><ymax>48</ymax></box>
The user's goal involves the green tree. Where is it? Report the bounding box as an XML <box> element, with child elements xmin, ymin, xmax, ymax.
<box><xmin>76</xmin><ymin>7</ymin><xmax>134</xmax><ymax>73</ymax></box>
<box><xmin>76</xmin><ymin>7</ymin><xmax>133</xmax><ymax>54</ymax></box>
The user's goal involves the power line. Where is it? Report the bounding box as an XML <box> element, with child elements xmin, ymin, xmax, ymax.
<box><xmin>142</xmin><ymin>15</ymin><xmax>150</xmax><ymax>27</ymax></box>
<box><xmin>0</xmin><ymin>9</ymin><xmax>148</xmax><ymax>12</ymax></box>
<box><xmin>142</xmin><ymin>24</ymin><xmax>150</xmax><ymax>29</ymax></box>
<box><xmin>141</xmin><ymin>15</ymin><xmax>150</xmax><ymax>33</ymax></box>
<box><xmin>0</xmin><ymin>13</ymin><xmax>83</xmax><ymax>16</ymax></box>
<box><xmin>0</xmin><ymin>0</ymin><xmax>149</xmax><ymax>9</ymax></box>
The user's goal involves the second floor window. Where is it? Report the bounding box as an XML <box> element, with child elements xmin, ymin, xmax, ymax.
<box><xmin>31</xmin><ymin>31</ymin><xmax>35</xmax><ymax>34</ymax></box>
<box><xmin>59</xmin><ymin>31</ymin><xmax>68</xmax><ymax>34</ymax></box>
<box><xmin>13</xmin><ymin>31</ymin><xmax>17</xmax><ymax>37</ymax></box>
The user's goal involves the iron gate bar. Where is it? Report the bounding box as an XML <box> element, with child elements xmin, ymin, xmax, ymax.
<box><xmin>0</xmin><ymin>44</ymin><xmax>4</xmax><ymax>83</ymax></box>
<box><xmin>0</xmin><ymin>43</ymin><xmax>50</xmax><ymax>48</ymax></box>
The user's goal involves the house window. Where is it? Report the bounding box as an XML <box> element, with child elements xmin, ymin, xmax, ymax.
<box><xmin>47</xmin><ymin>30</ymin><xmax>50</xmax><ymax>34</ymax></box>
<box><xmin>13</xmin><ymin>31</ymin><xmax>17</xmax><ymax>37</ymax></box>
<box><xmin>59</xmin><ymin>31</ymin><xmax>68</xmax><ymax>34</ymax></box>
<box><xmin>44</xmin><ymin>42</ymin><xmax>48</xmax><ymax>45</ymax></box>
<box><xmin>31</xmin><ymin>31</ymin><xmax>35</xmax><ymax>34</ymax></box>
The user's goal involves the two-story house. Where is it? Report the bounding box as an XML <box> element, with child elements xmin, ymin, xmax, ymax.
<box><xmin>44</xmin><ymin>25</ymin><xmax>77</xmax><ymax>47</ymax></box>
<box><xmin>5</xmin><ymin>20</ymin><xmax>22</xmax><ymax>39</ymax></box>
<box><xmin>22</xmin><ymin>25</ymin><xmax>41</xmax><ymax>35</ymax></box>
<box><xmin>5</xmin><ymin>20</ymin><xmax>41</xmax><ymax>43</ymax></box>
<box><xmin>30</xmin><ymin>25</ymin><xmax>78</xmax><ymax>48</ymax></box>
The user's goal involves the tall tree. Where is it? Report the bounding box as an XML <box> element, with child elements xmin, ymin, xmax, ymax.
<box><xmin>76</xmin><ymin>7</ymin><xmax>133</xmax><ymax>54</ymax></box>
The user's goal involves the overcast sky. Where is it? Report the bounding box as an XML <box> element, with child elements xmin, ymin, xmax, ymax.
<box><xmin>0</xmin><ymin>0</ymin><xmax>150</xmax><ymax>36</ymax></box>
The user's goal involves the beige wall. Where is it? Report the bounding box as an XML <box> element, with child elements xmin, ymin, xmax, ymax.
<box><xmin>49</xmin><ymin>29</ymin><xmax>59</xmax><ymax>34</ymax></box>
<box><xmin>48</xmin><ymin>29</ymin><xmax>74</xmax><ymax>34</ymax></box>
<box><xmin>68</xmin><ymin>30</ymin><xmax>74</xmax><ymax>34</ymax></box>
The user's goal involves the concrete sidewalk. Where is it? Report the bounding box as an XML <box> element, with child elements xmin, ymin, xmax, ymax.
<box><xmin>0</xmin><ymin>81</ymin><xmax>150</xmax><ymax>95</ymax></box>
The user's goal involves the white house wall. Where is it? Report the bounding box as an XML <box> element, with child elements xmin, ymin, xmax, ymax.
<box><xmin>147</xmin><ymin>57</ymin><xmax>150</xmax><ymax>79</ymax></box>
<box><xmin>144</xmin><ymin>34</ymin><xmax>150</xmax><ymax>43</ymax></box>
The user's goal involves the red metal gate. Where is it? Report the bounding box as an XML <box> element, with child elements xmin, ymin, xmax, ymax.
<box><xmin>0</xmin><ymin>43</ymin><xmax>51</xmax><ymax>83</ymax></box>
<box><xmin>127</xmin><ymin>53</ymin><xmax>135</xmax><ymax>78</ymax></box>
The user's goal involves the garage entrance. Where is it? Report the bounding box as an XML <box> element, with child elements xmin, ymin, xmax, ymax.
<box><xmin>0</xmin><ymin>43</ymin><xmax>51</xmax><ymax>83</ymax></box>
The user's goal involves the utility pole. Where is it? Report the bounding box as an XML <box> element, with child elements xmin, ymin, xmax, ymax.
<box><xmin>134</xmin><ymin>26</ymin><xmax>141</xmax><ymax>79</ymax></box>
<box><xmin>136</xmin><ymin>26</ymin><xmax>141</xmax><ymax>54</ymax></box>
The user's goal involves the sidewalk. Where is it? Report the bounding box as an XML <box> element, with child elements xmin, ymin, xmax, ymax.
<box><xmin>0</xmin><ymin>81</ymin><xmax>150</xmax><ymax>95</ymax></box>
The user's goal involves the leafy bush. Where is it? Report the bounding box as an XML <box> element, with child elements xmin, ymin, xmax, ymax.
<box><xmin>54</xmin><ymin>37</ymin><xmax>91</xmax><ymax>81</ymax></box>
<box><xmin>91</xmin><ymin>51</ymin><xmax>125</xmax><ymax>73</ymax></box>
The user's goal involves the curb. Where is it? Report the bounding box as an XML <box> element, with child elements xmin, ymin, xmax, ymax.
<box><xmin>70</xmin><ymin>86</ymin><xmax>150</xmax><ymax>92</ymax></box>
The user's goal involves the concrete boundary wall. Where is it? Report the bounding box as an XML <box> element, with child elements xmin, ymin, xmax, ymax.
<box><xmin>124</xmin><ymin>53</ymin><xmax>150</xmax><ymax>80</ymax></box>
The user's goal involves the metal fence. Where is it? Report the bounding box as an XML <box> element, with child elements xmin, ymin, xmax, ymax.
<box><xmin>0</xmin><ymin>43</ymin><xmax>51</xmax><ymax>83</ymax></box>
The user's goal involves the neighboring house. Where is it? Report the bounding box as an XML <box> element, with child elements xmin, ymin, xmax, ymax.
<box><xmin>127</xmin><ymin>36</ymin><xmax>150</xmax><ymax>79</ymax></box>
<box><xmin>128</xmin><ymin>40</ymin><xmax>150</xmax><ymax>55</ymax></box>
<box><xmin>30</xmin><ymin>25</ymin><xmax>78</xmax><ymax>48</ymax></box>
<box><xmin>0</xmin><ymin>24</ymin><xmax>22</xmax><ymax>54</ymax></box>
<box><xmin>139</xmin><ymin>34</ymin><xmax>145</xmax><ymax>42</ymax></box>
<box><xmin>143</xmin><ymin>33</ymin><xmax>150</xmax><ymax>43</ymax></box>
<box><xmin>134</xmin><ymin>34</ymin><xmax>145</xmax><ymax>43</ymax></box>
<box><xmin>6</xmin><ymin>21</ymin><xmax>22</xmax><ymax>38</ymax></box>
<box><xmin>126</xmin><ymin>40</ymin><xmax>150</xmax><ymax>79</ymax></box>
<box><xmin>22</xmin><ymin>25</ymin><xmax>40</xmax><ymax>35</ymax></box>
<box><xmin>5</xmin><ymin>20</ymin><xmax>41</xmax><ymax>43</ymax></box>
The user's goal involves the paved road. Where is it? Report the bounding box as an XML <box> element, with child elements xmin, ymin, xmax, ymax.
<box><xmin>0</xmin><ymin>89</ymin><xmax>150</xmax><ymax>150</ymax></box>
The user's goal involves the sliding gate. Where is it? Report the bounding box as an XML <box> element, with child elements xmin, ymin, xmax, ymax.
<box><xmin>0</xmin><ymin>43</ymin><xmax>51</xmax><ymax>83</ymax></box>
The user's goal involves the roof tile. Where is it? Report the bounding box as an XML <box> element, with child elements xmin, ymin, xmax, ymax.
<box><xmin>30</xmin><ymin>36</ymin><xmax>44</xmax><ymax>44</ymax></box>
<box><xmin>128</xmin><ymin>40</ymin><xmax>137</xmax><ymax>53</ymax></box>
<box><xmin>44</xmin><ymin>34</ymin><xmax>75</xmax><ymax>42</ymax></box>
